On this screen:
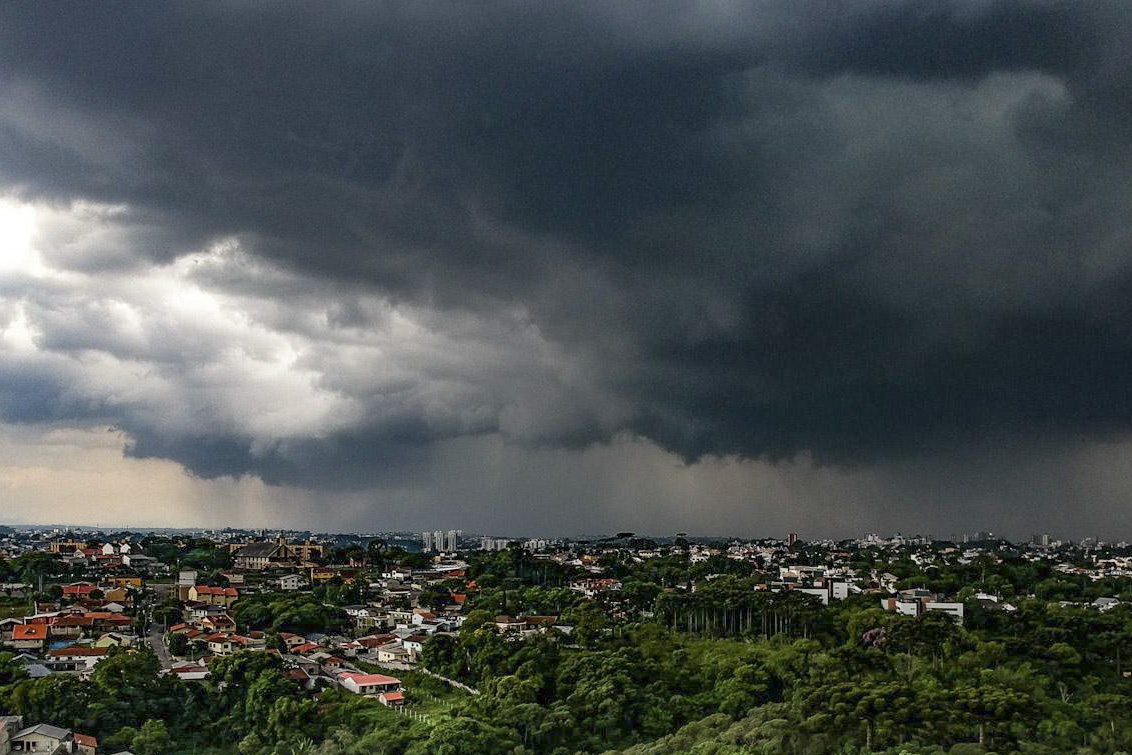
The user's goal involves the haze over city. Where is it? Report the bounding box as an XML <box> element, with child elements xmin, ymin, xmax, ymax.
<box><xmin>2</xmin><ymin>3</ymin><xmax>1132</xmax><ymax>539</ymax></box>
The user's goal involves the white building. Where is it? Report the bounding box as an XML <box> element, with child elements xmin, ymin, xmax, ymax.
<box><xmin>278</xmin><ymin>574</ymin><xmax>305</xmax><ymax>591</ymax></box>
<box><xmin>926</xmin><ymin>602</ymin><xmax>965</xmax><ymax>622</ymax></box>
<box><xmin>338</xmin><ymin>671</ymin><xmax>402</xmax><ymax>696</ymax></box>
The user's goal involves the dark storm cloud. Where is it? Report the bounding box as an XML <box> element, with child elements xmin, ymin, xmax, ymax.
<box><xmin>1</xmin><ymin>1</ymin><xmax>1132</xmax><ymax>484</ymax></box>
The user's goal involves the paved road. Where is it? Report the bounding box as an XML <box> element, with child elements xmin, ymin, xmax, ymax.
<box><xmin>148</xmin><ymin>628</ymin><xmax>173</xmax><ymax>669</ymax></box>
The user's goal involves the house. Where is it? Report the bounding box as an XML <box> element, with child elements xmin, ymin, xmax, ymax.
<box><xmin>338</xmin><ymin>671</ymin><xmax>402</xmax><ymax>696</ymax></box>
<box><xmin>101</xmin><ymin>586</ymin><xmax>130</xmax><ymax>604</ymax></box>
<box><xmin>186</xmin><ymin>603</ymin><xmax>228</xmax><ymax>622</ymax></box>
<box><xmin>122</xmin><ymin>553</ymin><xmax>157</xmax><ymax>570</ymax></box>
<box><xmin>1</xmin><ymin>715</ymin><xmax>24</xmax><ymax>752</ymax></box>
<box><xmin>378</xmin><ymin>690</ymin><xmax>405</xmax><ymax>707</ymax></box>
<box><xmin>45</xmin><ymin>646</ymin><xmax>110</xmax><ymax>672</ymax></box>
<box><xmin>0</xmin><ymin>618</ymin><xmax>22</xmax><ymax>643</ymax></box>
<box><xmin>188</xmin><ymin>585</ymin><xmax>239</xmax><ymax>607</ymax></box>
<box><xmin>291</xmin><ymin>642</ymin><xmax>320</xmax><ymax>655</ymax></box>
<box><xmin>169</xmin><ymin>662</ymin><xmax>210</xmax><ymax>682</ymax></box>
<box><xmin>74</xmin><ymin>732</ymin><xmax>98</xmax><ymax>755</ymax></box>
<box><xmin>277</xmin><ymin>574</ymin><xmax>305</xmax><ymax>591</ymax></box>
<box><xmin>7</xmin><ymin>723</ymin><xmax>73</xmax><ymax>754</ymax></box>
<box><xmin>285</xmin><ymin>667</ymin><xmax>316</xmax><ymax>690</ymax></box>
<box><xmin>10</xmin><ymin>654</ymin><xmax>51</xmax><ymax>679</ymax></box>
<box><xmin>402</xmin><ymin>635</ymin><xmax>428</xmax><ymax>657</ymax></box>
<box><xmin>319</xmin><ymin>655</ymin><xmax>347</xmax><ymax>676</ymax></box>
<box><xmin>198</xmin><ymin>613</ymin><xmax>236</xmax><ymax>632</ymax></box>
<box><xmin>569</xmin><ymin>578</ymin><xmax>622</xmax><ymax>597</ymax></box>
<box><xmin>354</xmin><ymin>634</ymin><xmax>396</xmax><ymax>658</ymax></box>
<box><xmin>382</xmin><ymin>567</ymin><xmax>413</xmax><ymax>581</ymax></box>
<box><xmin>94</xmin><ymin>632</ymin><xmax>135</xmax><ymax>648</ymax></box>
<box><xmin>279</xmin><ymin>632</ymin><xmax>307</xmax><ymax>651</ymax></box>
<box><xmin>233</xmin><ymin>632</ymin><xmax>268</xmax><ymax>651</ymax></box>
<box><xmin>10</xmin><ymin>623</ymin><xmax>48</xmax><ymax>651</ymax></box>
<box><xmin>376</xmin><ymin>644</ymin><xmax>411</xmax><ymax>663</ymax></box>
<box><xmin>204</xmin><ymin>633</ymin><xmax>236</xmax><ymax>656</ymax></box>
<box><xmin>82</xmin><ymin>612</ymin><xmax>132</xmax><ymax>631</ymax></box>
<box><xmin>925</xmin><ymin>602</ymin><xmax>965</xmax><ymax>622</ymax></box>
<box><xmin>61</xmin><ymin>582</ymin><xmax>99</xmax><ymax>600</ymax></box>
<box><xmin>493</xmin><ymin>615</ymin><xmax>527</xmax><ymax>633</ymax></box>
<box><xmin>175</xmin><ymin>570</ymin><xmax>198</xmax><ymax>601</ymax></box>
<box><xmin>49</xmin><ymin>615</ymin><xmax>93</xmax><ymax>639</ymax></box>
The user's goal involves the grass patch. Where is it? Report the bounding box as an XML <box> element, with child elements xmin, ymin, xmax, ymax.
<box><xmin>0</xmin><ymin>602</ymin><xmax>30</xmax><ymax>620</ymax></box>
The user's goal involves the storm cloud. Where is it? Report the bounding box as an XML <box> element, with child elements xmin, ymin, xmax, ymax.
<box><xmin>1</xmin><ymin>2</ymin><xmax>1132</xmax><ymax>535</ymax></box>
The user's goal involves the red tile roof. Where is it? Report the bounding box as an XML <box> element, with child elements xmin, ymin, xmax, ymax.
<box><xmin>63</xmin><ymin>584</ymin><xmax>98</xmax><ymax>594</ymax></box>
<box><xmin>339</xmin><ymin>672</ymin><xmax>401</xmax><ymax>686</ymax></box>
<box><xmin>53</xmin><ymin>616</ymin><xmax>95</xmax><ymax>627</ymax></box>
<box><xmin>47</xmin><ymin>646</ymin><xmax>109</xmax><ymax>657</ymax></box>
<box><xmin>13</xmin><ymin>624</ymin><xmax>47</xmax><ymax>640</ymax></box>
<box><xmin>193</xmin><ymin>585</ymin><xmax>239</xmax><ymax>596</ymax></box>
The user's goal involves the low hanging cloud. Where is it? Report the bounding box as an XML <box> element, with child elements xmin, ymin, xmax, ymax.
<box><xmin>0</xmin><ymin>203</ymin><xmax>634</xmax><ymax>486</ymax></box>
<box><xmin>1</xmin><ymin>2</ymin><xmax>1132</xmax><ymax>531</ymax></box>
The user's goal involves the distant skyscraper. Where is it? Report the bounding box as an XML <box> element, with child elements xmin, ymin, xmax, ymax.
<box><xmin>433</xmin><ymin>530</ymin><xmax>444</xmax><ymax>552</ymax></box>
<box><xmin>445</xmin><ymin>530</ymin><xmax>458</xmax><ymax>551</ymax></box>
<box><xmin>788</xmin><ymin>533</ymin><xmax>799</xmax><ymax>546</ymax></box>
<box><xmin>422</xmin><ymin>531</ymin><xmax>433</xmax><ymax>552</ymax></box>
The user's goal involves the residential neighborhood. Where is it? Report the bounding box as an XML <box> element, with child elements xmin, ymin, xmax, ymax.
<box><xmin>3</xmin><ymin>525</ymin><xmax>1132</xmax><ymax>753</ymax></box>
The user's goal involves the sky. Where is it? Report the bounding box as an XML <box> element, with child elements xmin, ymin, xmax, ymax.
<box><xmin>1</xmin><ymin>2</ymin><xmax>1132</xmax><ymax>539</ymax></box>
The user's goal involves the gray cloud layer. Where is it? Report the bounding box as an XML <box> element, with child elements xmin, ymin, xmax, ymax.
<box><xmin>1</xmin><ymin>2</ymin><xmax>1132</xmax><ymax>529</ymax></box>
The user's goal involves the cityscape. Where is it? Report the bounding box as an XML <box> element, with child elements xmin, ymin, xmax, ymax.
<box><xmin>4</xmin><ymin>2</ymin><xmax>1132</xmax><ymax>754</ymax></box>
<box><xmin>2</xmin><ymin>524</ymin><xmax>1132</xmax><ymax>753</ymax></box>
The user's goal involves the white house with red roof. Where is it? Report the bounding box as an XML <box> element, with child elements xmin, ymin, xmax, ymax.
<box><xmin>9</xmin><ymin>623</ymin><xmax>47</xmax><ymax>651</ymax></box>
<box><xmin>337</xmin><ymin>671</ymin><xmax>402</xmax><ymax>696</ymax></box>
<box><xmin>45</xmin><ymin>646</ymin><xmax>110</xmax><ymax>672</ymax></box>
<box><xmin>378</xmin><ymin>690</ymin><xmax>405</xmax><ymax>707</ymax></box>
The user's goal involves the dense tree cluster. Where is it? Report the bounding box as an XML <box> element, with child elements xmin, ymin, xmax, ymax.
<box><xmin>231</xmin><ymin>592</ymin><xmax>349</xmax><ymax>635</ymax></box>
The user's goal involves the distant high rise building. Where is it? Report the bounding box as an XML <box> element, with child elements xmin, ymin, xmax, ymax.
<box><xmin>433</xmin><ymin>530</ymin><xmax>444</xmax><ymax>552</ymax></box>
<box><xmin>445</xmin><ymin>530</ymin><xmax>458</xmax><ymax>551</ymax></box>
<box><xmin>422</xmin><ymin>531</ymin><xmax>434</xmax><ymax>552</ymax></box>
<box><xmin>788</xmin><ymin>533</ymin><xmax>799</xmax><ymax>546</ymax></box>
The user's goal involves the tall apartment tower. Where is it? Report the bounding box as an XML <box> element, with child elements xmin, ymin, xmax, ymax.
<box><xmin>433</xmin><ymin>530</ymin><xmax>445</xmax><ymax>552</ymax></box>
<box><xmin>445</xmin><ymin>530</ymin><xmax>459</xmax><ymax>551</ymax></box>
<box><xmin>422</xmin><ymin>531</ymin><xmax>434</xmax><ymax>552</ymax></box>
